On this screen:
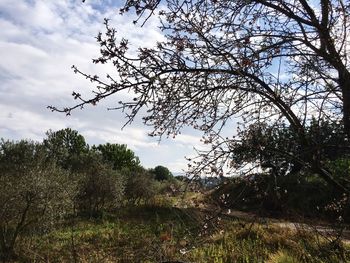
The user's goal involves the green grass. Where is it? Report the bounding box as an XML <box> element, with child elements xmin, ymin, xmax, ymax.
<box><xmin>12</xmin><ymin>198</ymin><xmax>350</xmax><ymax>263</ymax></box>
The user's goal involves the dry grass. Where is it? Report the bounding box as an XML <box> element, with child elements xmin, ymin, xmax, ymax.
<box><xmin>10</xmin><ymin>195</ymin><xmax>350</xmax><ymax>263</ymax></box>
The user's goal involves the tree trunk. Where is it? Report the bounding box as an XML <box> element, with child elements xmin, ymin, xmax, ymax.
<box><xmin>339</xmin><ymin>68</ymin><xmax>350</xmax><ymax>140</ymax></box>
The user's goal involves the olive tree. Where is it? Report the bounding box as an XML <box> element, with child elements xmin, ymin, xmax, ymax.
<box><xmin>0</xmin><ymin>140</ymin><xmax>73</xmax><ymax>260</ymax></box>
<box><xmin>74</xmin><ymin>151</ymin><xmax>125</xmax><ymax>217</ymax></box>
<box><xmin>123</xmin><ymin>168</ymin><xmax>157</xmax><ymax>205</ymax></box>
<box><xmin>51</xmin><ymin>0</ymin><xmax>350</xmax><ymax>194</ymax></box>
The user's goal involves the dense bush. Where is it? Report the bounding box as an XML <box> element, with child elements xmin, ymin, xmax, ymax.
<box><xmin>74</xmin><ymin>152</ymin><xmax>125</xmax><ymax>218</ymax></box>
<box><xmin>212</xmin><ymin>170</ymin><xmax>348</xmax><ymax>221</ymax></box>
<box><xmin>123</xmin><ymin>168</ymin><xmax>158</xmax><ymax>205</ymax></box>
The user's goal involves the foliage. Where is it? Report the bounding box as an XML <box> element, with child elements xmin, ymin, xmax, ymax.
<box><xmin>0</xmin><ymin>140</ymin><xmax>73</xmax><ymax>260</ymax></box>
<box><xmin>123</xmin><ymin>168</ymin><xmax>158</xmax><ymax>205</ymax></box>
<box><xmin>43</xmin><ymin>128</ymin><xmax>88</xmax><ymax>170</ymax></box>
<box><xmin>92</xmin><ymin>143</ymin><xmax>140</xmax><ymax>171</ymax></box>
<box><xmin>157</xmin><ymin>179</ymin><xmax>183</xmax><ymax>196</ymax></box>
<box><xmin>327</xmin><ymin>158</ymin><xmax>350</xmax><ymax>188</ymax></box>
<box><xmin>227</xmin><ymin>120</ymin><xmax>350</xmax><ymax>190</ymax></box>
<box><xmin>207</xmin><ymin>119</ymin><xmax>350</xmax><ymax>220</ymax></box>
<box><xmin>231</xmin><ymin>120</ymin><xmax>347</xmax><ymax>170</ymax></box>
<box><xmin>75</xmin><ymin>151</ymin><xmax>125</xmax><ymax>217</ymax></box>
<box><xmin>151</xmin><ymin>165</ymin><xmax>173</xmax><ymax>181</ymax></box>
<box><xmin>212</xmin><ymin>174</ymin><xmax>338</xmax><ymax>218</ymax></box>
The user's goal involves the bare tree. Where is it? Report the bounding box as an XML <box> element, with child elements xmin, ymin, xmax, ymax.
<box><xmin>50</xmin><ymin>0</ymin><xmax>350</xmax><ymax>193</ymax></box>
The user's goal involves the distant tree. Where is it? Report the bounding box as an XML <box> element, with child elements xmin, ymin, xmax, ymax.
<box><xmin>43</xmin><ymin>128</ymin><xmax>88</xmax><ymax>170</ymax></box>
<box><xmin>51</xmin><ymin>1</ymin><xmax>350</xmax><ymax>194</ymax></box>
<box><xmin>152</xmin><ymin>165</ymin><xmax>173</xmax><ymax>181</ymax></box>
<box><xmin>75</xmin><ymin>151</ymin><xmax>125</xmax><ymax>217</ymax></box>
<box><xmin>0</xmin><ymin>140</ymin><xmax>73</xmax><ymax>260</ymax></box>
<box><xmin>93</xmin><ymin>143</ymin><xmax>140</xmax><ymax>171</ymax></box>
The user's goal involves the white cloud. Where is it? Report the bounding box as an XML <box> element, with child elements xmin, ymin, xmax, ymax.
<box><xmin>0</xmin><ymin>0</ymin><xmax>204</xmax><ymax>173</ymax></box>
<box><xmin>173</xmin><ymin>134</ymin><xmax>202</xmax><ymax>146</ymax></box>
<box><xmin>0</xmin><ymin>103</ymin><xmax>78</xmax><ymax>141</ymax></box>
<box><xmin>81</xmin><ymin>126</ymin><xmax>159</xmax><ymax>150</ymax></box>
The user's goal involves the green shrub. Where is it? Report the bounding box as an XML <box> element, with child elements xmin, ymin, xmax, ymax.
<box><xmin>0</xmin><ymin>140</ymin><xmax>74</xmax><ymax>260</ymax></box>
<box><xmin>75</xmin><ymin>152</ymin><xmax>125</xmax><ymax>217</ymax></box>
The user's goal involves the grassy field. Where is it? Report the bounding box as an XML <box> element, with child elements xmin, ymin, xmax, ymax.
<box><xmin>11</xmin><ymin>194</ymin><xmax>350</xmax><ymax>263</ymax></box>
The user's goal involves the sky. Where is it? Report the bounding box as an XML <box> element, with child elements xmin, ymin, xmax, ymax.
<box><xmin>0</xmin><ymin>0</ymin><xmax>205</xmax><ymax>174</ymax></box>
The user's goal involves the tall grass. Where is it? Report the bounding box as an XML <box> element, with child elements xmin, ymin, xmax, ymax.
<box><xmin>13</xmin><ymin>202</ymin><xmax>350</xmax><ymax>262</ymax></box>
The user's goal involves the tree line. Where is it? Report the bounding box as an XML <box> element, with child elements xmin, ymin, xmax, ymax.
<box><xmin>0</xmin><ymin>128</ymin><xmax>177</xmax><ymax>261</ymax></box>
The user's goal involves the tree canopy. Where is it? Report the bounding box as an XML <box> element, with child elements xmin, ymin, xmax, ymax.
<box><xmin>93</xmin><ymin>143</ymin><xmax>140</xmax><ymax>171</ymax></box>
<box><xmin>51</xmin><ymin>0</ymin><xmax>350</xmax><ymax>193</ymax></box>
<box><xmin>43</xmin><ymin>128</ymin><xmax>88</xmax><ymax>169</ymax></box>
<box><xmin>152</xmin><ymin>165</ymin><xmax>173</xmax><ymax>181</ymax></box>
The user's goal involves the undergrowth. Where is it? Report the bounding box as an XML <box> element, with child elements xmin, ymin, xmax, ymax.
<box><xmin>10</xmin><ymin>202</ymin><xmax>350</xmax><ymax>263</ymax></box>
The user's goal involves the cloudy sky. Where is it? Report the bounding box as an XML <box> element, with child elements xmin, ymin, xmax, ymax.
<box><xmin>0</xmin><ymin>0</ymin><xmax>205</xmax><ymax>173</ymax></box>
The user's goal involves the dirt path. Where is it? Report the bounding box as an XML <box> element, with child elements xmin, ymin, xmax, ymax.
<box><xmin>222</xmin><ymin>209</ymin><xmax>350</xmax><ymax>244</ymax></box>
<box><xmin>173</xmin><ymin>193</ymin><xmax>350</xmax><ymax>244</ymax></box>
